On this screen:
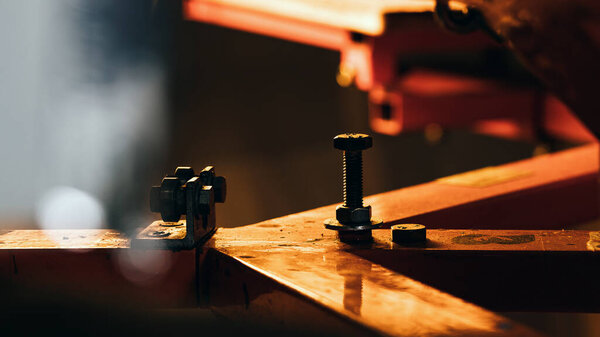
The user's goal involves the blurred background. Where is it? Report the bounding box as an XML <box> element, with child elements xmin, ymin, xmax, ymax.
<box><xmin>0</xmin><ymin>0</ymin><xmax>541</xmax><ymax>232</ymax></box>
<box><xmin>0</xmin><ymin>1</ymin><xmax>598</xmax><ymax>336</ymax></box>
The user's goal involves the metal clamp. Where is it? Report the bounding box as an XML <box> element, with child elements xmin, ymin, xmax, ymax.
<box><xmin>132</xmin><ymin>166</ymin><xmax>226</xmax><ymax>250</ymax></box>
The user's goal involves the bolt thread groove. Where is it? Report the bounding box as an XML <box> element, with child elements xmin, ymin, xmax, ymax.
<box><xmin>343</xmin><ymin>151</ymin><xmax>363</xmax><ymax>208</ymax></box>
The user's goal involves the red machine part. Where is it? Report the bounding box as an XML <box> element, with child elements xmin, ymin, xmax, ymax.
<box><xmin>185</xmin><ymin>0</ymin><xmax>592</xmax><ymax>141</ymax></box>
<box><xmin>368</xmin><ymin>70</ymin><xmax>539</xmax><ymax>138</ymax></box>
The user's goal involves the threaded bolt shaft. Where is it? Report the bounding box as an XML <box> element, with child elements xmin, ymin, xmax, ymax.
<box><xmin>343</xmin><ymin>151</ymin><xmax>363</xmax><ymax>208</ymax></box>
<box><xmin>326</xmin><ymin>133</ymin><xmax>380</xmax><ymax>243</ymax></box>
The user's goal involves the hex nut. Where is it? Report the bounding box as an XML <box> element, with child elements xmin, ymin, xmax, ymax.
<box><xmin>174</xmin><ymin>166</ymin><xmax>195</xmax><ymax>182</ymax></box>
<box><xmin>333</xmin><ymin>133</ymin><xmax>373</xmax><ymax>151</ymax></box>
<box><xmin>336</xmin><ymin>205</ymin><xmax>372</xmax><ymax>224</ymax></box>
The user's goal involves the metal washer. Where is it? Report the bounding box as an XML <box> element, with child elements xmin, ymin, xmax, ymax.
<box><xmin>324</xmin><ymin>218</ymin><xmax>383</xmax><ymax>242</ymax></box>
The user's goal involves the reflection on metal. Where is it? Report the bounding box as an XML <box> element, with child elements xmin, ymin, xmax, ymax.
<box><xmin>336</xmin><ymin>63</ymin><xmax>356</xmax><ymax>88</ymax></box>
<box><xmin>588</xmin><ymin>231</ymin><xmax>600</xmax><ymax>252</ymax></box>
<box><xmin>337</xmin><ymin>258</ymin><xmax>370</xmax><ymax>316</ymax></box>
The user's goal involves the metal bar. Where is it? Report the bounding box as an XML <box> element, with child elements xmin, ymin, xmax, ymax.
<box><xmin>361</xmin><ymin>229</ymin><xmax>600</xmax><ymax>312</ymax></box>
<box><xmin>369</xmin><ymin>143</ymin><xmax>599</xmax><ymax>229</ymax></box>
<box><xmin>206</xmin><ymin>225</ymin><xmax>544</xmax><ymax>336</ymax></box>
<box><xmin>0</xmin><ymin>230</ymin><xmax>197</xmax><ymax>308</ymax></box>
<box><xmin>184</xmin><ymin>0</ymin><xmax>351</xmax><ymax>50</ymax></box>
<box><xmin>183</xmin><ymin>0</ymin><xmax>440</xmax><ymax>36</ymax></box>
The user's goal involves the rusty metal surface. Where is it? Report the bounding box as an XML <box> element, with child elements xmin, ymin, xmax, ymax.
<box><xmin>0</xmin><ymin>229</ymin><xmax>128</xmax><ymax>249</ymax></box>
<box><xmin>365</xmin><ymin>229</ymin><xmax>600</xmax><ymax>312</ymax></box>
<box><xmin>206</xmin><ymin>222</ymin><xmax>546</xmax><ymax>336</ymax></box>
<box><xmin>197</xmin><ymin>138</ymin><xmax>599</xmax><ymax>331</ymax></box>
<box><xmin>1</xmin><ymin>200</ymin><xmax>597</xmax><ymax>334</ymax></box>
<box><xmin>136</xmin><ymin>220</ymin><xmax>188</xmax><ymax>241</ymax></box>
<box><xmin>588</xmin><ymin>231</ymin><xmax>600</xmax><ymax>252</ymax></box>
<box><xmin>369</xmin><ymin>143</ymin><xmax>599</xmax><ymax>229</ymax></box>
<box><xmin>0</xmin><ymin>229</ymin><xmax>197</xmax><ymax>307</ymax></box>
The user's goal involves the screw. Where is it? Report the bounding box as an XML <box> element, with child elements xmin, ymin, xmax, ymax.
<box><xmin>334</xmin><ymin>133</ymin><xmax>372</xmax><ymax>208</ymax></box>
<box><xmin>325</xmin><ymin>134</ymin><xmax>381</xmax><ymax>242</ymax></box>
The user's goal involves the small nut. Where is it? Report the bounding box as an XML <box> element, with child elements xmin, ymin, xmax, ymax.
<box><xmin>336</xmin><ymin>205</ymin><xmax>371</xmax><ymax>224</ymax></box>
<box><xmin>391</xmin><ymin>224</ymin><xmax>426</xmax><ymax>244</ymax></box>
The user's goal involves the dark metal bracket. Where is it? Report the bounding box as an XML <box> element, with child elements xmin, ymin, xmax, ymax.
<box><xmin>132</xmin><ymin>166</ymin><xmax>226</xmax><ymax>250</ymax></box>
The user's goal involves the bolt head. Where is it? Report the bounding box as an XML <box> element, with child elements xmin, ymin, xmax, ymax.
<box><xmin>336</xmin><ymin>205</ymin><xmax>371</xmax><ymax>224</ymax></box>
<box><xmin>333</xmin><ymin>133</ymin><xmax>372</xmax><ymax>151</ymax></box>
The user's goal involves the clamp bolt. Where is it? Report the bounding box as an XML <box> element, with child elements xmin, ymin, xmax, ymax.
<box><xmin>149</xmin><ymin>166</ymin><xmax>226</xmax><ymax>222</ymax></box>
<box><xmin>325</xmin><ymin>133</ymin><xmax>382</xmax><ymax>242</ymax></box>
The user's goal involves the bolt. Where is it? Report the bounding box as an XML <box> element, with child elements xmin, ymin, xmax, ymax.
<box><xmin>334</xmin><ymin>133</ymin><xmax>372</xmax><ymax>209</ymax></box>
<box><xmin>325</xmin><ymin>133</ymin><xmax>381</xmax><ymax>242</ymax></box>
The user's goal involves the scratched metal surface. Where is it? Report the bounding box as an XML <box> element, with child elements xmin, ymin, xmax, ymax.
<box><xmin>0</xmin><ymin>225</ymin><xmax>597</xmax><ymax>333</ymax></box>
<box><xmin>208</xmin><ymin>219</ymin><xmax>545</xmax><ymax>336</ymax></box>
<box><xmin>0</xmin><ymin>229</ymin><xmax>197</xmax><ymax>308</ymax></box>
<box><xmin>366</xmin><ymin>143</ymin><xmax>599</xmax><ymax>229</ymax></box>
<box><xmin>204</xmin><ymin>155</ymin><xmax>600</xmax><ymax>332</ymax></box>
<box><xmin>0</xmin><ymin>229</ymin><xmax>128</xmax><ymax>249</ymax></box>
